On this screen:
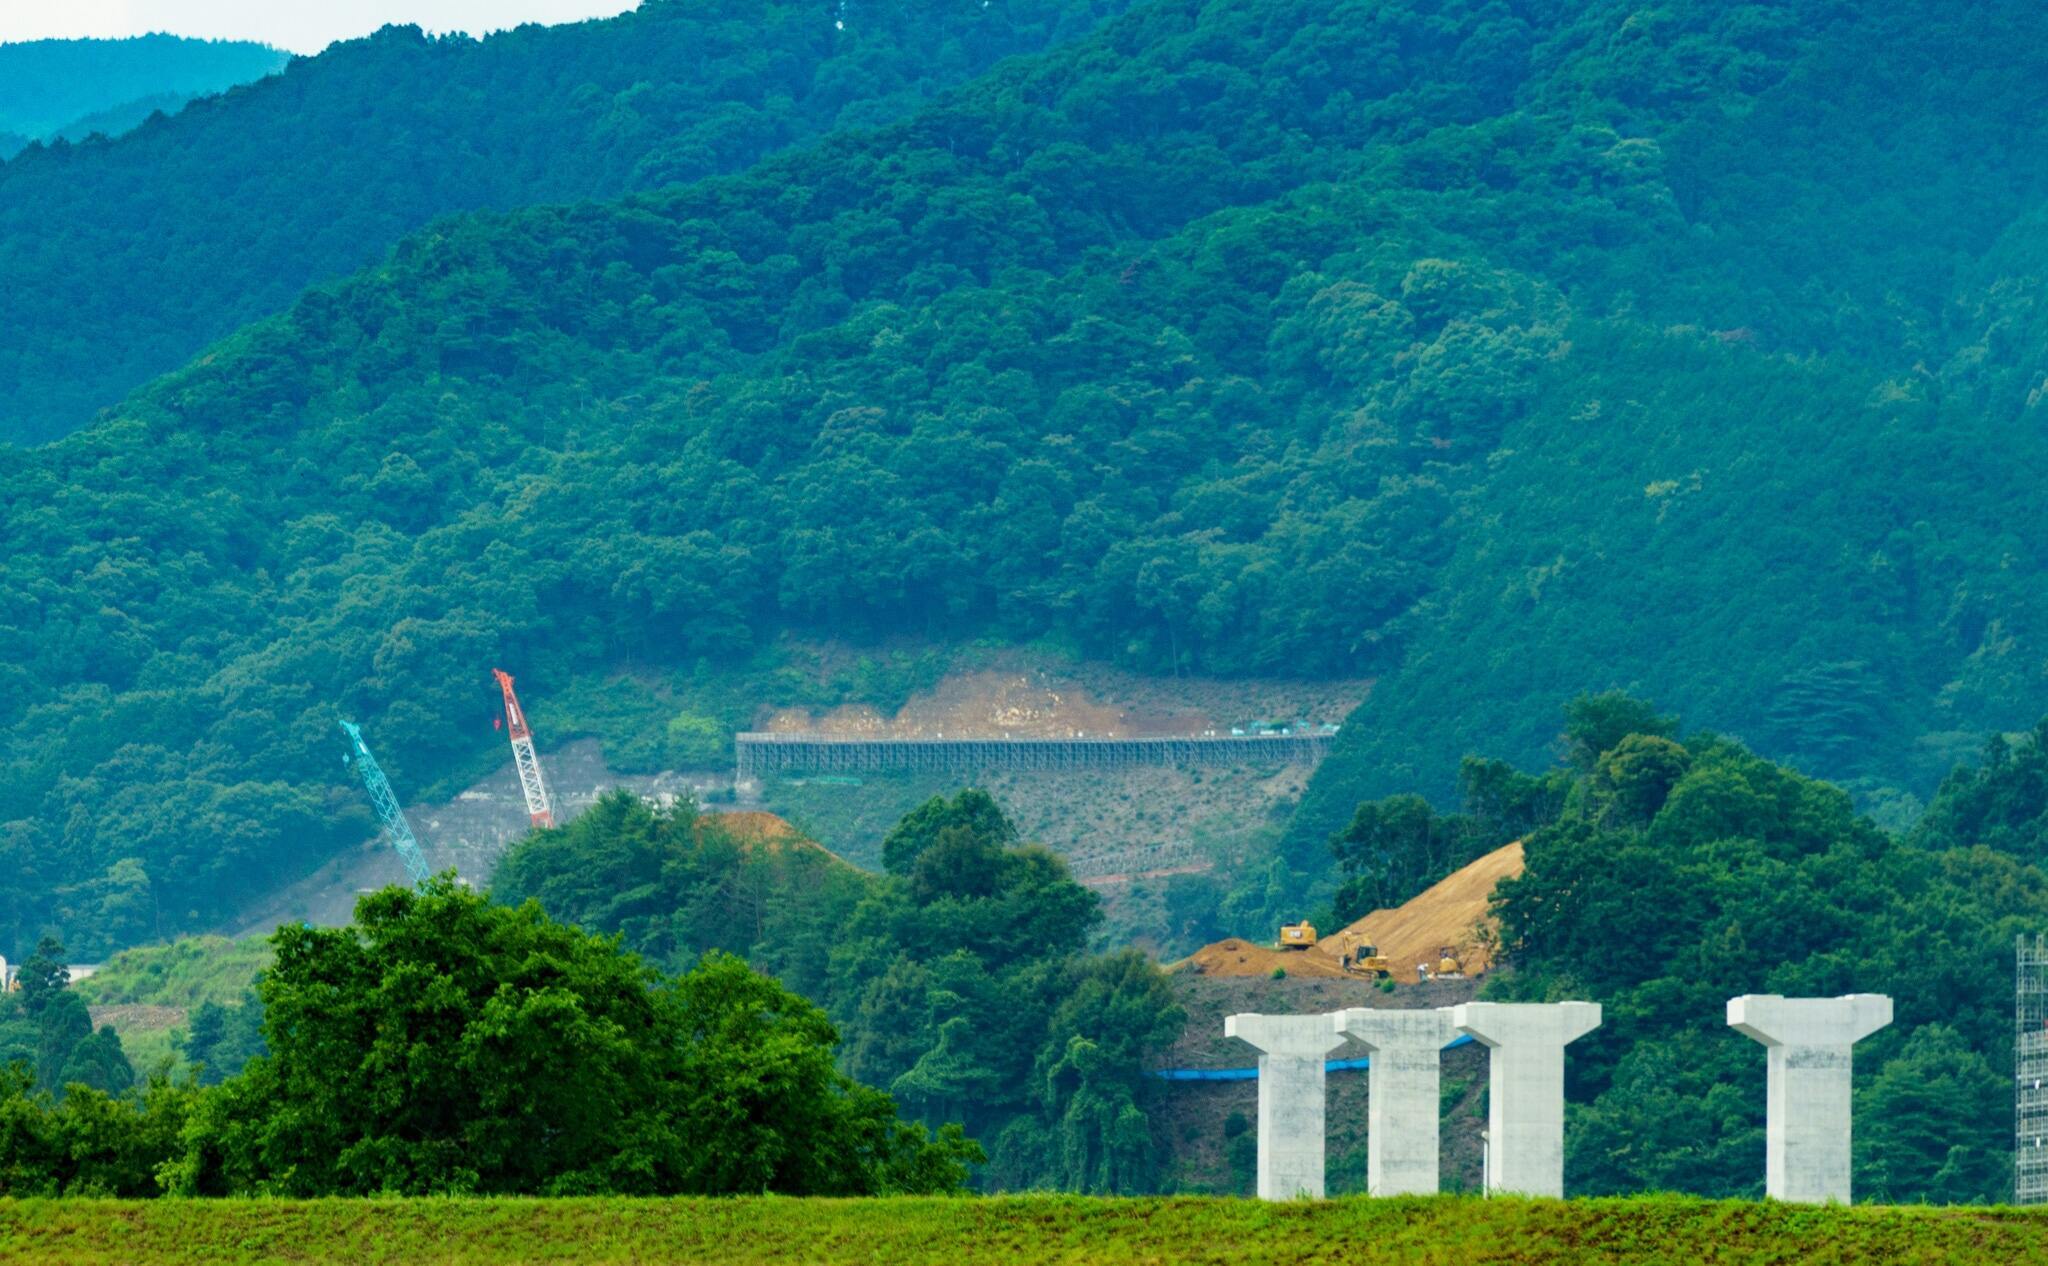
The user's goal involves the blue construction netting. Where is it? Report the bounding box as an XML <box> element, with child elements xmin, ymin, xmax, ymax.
<box><xmin>1152</xmin><ymin>1033</ymin><xmax>1477</xmax><ymax>1081</ymax></box>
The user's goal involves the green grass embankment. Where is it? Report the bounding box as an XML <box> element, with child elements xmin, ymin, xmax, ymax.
<box><xmin>2</xmin><ymin>1194</ymin><xmax>2043</xmax><ymax>1265</ymax></box>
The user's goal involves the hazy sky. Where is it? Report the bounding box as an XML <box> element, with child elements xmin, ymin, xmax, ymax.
<box><xmin>0</xmin><ymin>1</ymin><xmax>643</xmax><ymax>55</ymax></box>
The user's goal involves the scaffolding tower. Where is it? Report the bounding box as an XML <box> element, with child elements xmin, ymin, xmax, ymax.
<box><xmin>2018</xmin><ymin>933</ymin><xmax>2048</xmax><ymax>1203</ymax></box>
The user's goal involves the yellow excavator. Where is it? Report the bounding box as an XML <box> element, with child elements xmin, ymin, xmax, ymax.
<box><xmin>1433</xmin><ymin>946</ymin><xmax>1466</xmax><ymax>979</ymax></box>
<box><xmin>1277</xmin><ymin>921</ymin><xmax>1317</xmax><ymax>950</ymax></box>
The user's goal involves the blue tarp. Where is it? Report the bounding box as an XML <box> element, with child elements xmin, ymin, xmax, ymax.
<box><xmin>1153</xmin><ymin>1033</ymin><xmax>1476</xmax><ymax>1081</ymax></box>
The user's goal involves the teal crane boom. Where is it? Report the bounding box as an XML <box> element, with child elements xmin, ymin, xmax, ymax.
<box><xmin>339</xmin><ymin>719</ymin><xmax>432</xmax><ymax>888</ymax></box>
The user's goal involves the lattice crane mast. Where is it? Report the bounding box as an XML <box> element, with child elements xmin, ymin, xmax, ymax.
<box><xmin>493</xmin><ymin>669</ymin><xmax>556</xmax><ymax>829</ymax></box>
<box><xmin>338</xmin><ymin>719</ymin><xmax>432</xmax><ymax>888</ymax></box>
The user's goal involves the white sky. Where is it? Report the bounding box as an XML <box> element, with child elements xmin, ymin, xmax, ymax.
<box><xmin>0</xmin><ymin>1</ymin><xmax>643</xmax><ymax>55</ymax></box>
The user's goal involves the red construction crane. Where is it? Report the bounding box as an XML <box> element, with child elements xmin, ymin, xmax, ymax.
<box><xmin>492</xmin><ymin>669</ymin><xmax>556</xmax><ymax>829</ymax></box>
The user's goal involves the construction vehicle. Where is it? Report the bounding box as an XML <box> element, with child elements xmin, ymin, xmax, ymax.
<box><xmin>339</xmin><ymin>719</ymin><xmax>432</xmax><ymax>888</ymax></box>
<box><xmin>1341</xmin><ymin>941</ymin><xmax>1392</xmax><ymax>979</ymax></box>
<box><xmin>1434</xmin><ymin>946</ymin><xmax>1467</xmax><ymax>979</ymax></box>
<box><xmin>492</xmin><ymin>669</ymin><xmax>556</xmax><ymax>829</ymax></box>
<box><xmin>1277</xmin><ymin>921</ymin><xmax>1317</xmax><ymax>950</ymax></box>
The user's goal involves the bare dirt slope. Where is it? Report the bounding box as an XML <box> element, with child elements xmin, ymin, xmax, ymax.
<box><xmin>758</xmin><ymin>657</ymin><xmax>1367</xmax><ymax>946</ymax></box>
<box><xmin>1176</xmin><ymin>937</ymin><xmax>1352</xmax><ymax>979</ymax></box>
<box><xmin>1173</xmin><ymin>840</ymin><xmax>1523</xmax><ymax>984</ymax></box>
<box><xmin>1317</xmin><ymin>841</ymin><xmax>1525</xmax><ymax>983</ymax></box>
<box><xmin>763</xmin><ymin>662</ymin><xmax>1366</xmax><ymax>739</ymax></box>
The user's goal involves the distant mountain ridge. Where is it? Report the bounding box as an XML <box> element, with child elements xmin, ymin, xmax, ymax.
<box><xmin>0</xmin><ymin>35</ymin><xmax>284</xmax><ymax>142</ymax></box>
<box><xmin>46</xmin><ymin>92</ymin><xmax>192</xmax><ymax>145</ymax></box>
<box><xmin>0</xmin><ymin>0</ymin><xmax>1136</xmax><ymax>444</ymax></box>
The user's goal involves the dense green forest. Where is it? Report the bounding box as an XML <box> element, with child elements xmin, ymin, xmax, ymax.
<box><xmin>0</xmin><ymin>35</ymin><xmax>283</xmax><ymax>144</ymax></box>
<box><xmin>1333</xmin><ymin>697</ymin><xmax>2048</xmax><ymax>1204</ymax></box>
<box><xmin>0</xmin><ymin>0</ymin><xmax>1133</xmax><ymax>442</ymax></box>
<box><xmin>495</xmin><ymin>789</ymin><xmax>1187</xmax><ymax>1191</ymax></box>
<box><xmin>7</xmin><ymin>0</ymin><xmax>2048</xmax><ymax>952</ymax></box>
<box><xmin>0</xmin><ymin>879</ymin><xmax>976</xmax><ymax>1197</ymax></box>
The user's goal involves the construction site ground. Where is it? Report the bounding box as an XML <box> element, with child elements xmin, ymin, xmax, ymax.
<box><xmin>226</xmin><ymin>739</ymin><xmax>716</xmax><ymax>934</ymax></box>
<box><xmin>1173</xmin><ymin>840</ymin><xmax>1524</xmax><ymax>984</ymax></box>
<box><xmin>756</xmin><ymin>654</ymin><xmax>1367</xmax><ymax>946</ymax></box>
<box><xmin>1319</xmin><ymin>841</ymin><xmax>1524</xmax><ymax>983</ymax></box>
<box><xmin>760</xmin><ymin>660</ymin><xmax>1367</xmax><ymax>741</ymax></box>
<box><xmin>1155</xmin><ymin>971</ymin><xmax>1488</xmax><ymax>1194</ymax></box>
<box><xmin>224</xmin><ymin>650</ymin><xmax>1366</xmax><ymax>948</ymax></box>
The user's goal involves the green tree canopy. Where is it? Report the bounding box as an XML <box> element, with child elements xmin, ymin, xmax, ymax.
<box><xmin>166</xmin><ymin>878</ymin><xmax>976</xmax><ymax>1196</ymax></box>
<box><xmin>496</xmin><ymin>790</ymin><xmax>1184</xmax><ymax>1192</ymax></box>
<box><xmin>1484</xmin><ymin>702</ymin><xmax>2048</xmax><ymax>1203</ymax></box>
<box><xmin>0</xmin><ymin>937</ymin><xmax>133</xmax><ymax>1100</ymax></box>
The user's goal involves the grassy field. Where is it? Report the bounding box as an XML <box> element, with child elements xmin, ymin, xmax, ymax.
<box><xmin>3</xmin><ymin>1195</ymin><xmax>2044</xmax><ymax>1265</ymax></box>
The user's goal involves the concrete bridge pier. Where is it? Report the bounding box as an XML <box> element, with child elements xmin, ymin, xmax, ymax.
<box><xmin>1225</xmin><ymin>1012</ymin><xmax>1347</xmax><ymax>1200</ymax></box>
<box><xmin>1451</xmin><ymin>1001</ymin><xmax>1602</xmax><ymax>1197</ymax></box>
<box><xmin>1727</xmin><ymin>993</ymin><xmax>1893</xmax><ymax>1204</ymax></box>
<box><xmin>1329</xmin><ymin>1006</ymin><xmax>1455</xmax><ymax>1195</ymax></box>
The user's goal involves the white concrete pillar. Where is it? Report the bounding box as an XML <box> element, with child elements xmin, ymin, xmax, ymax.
<box><xmin>1330</xmin><ymin>1006</ymin><xmax>1455</xmax><ymax>1195</ymax></box>
<box><xmin>1727</xmin><ymin>993</ymin><xmax>1892</xmax><ymax>1204</ymax></box>
<box><xmin>1225</xmin><ymin>1012</ymin><xmax>1347</xmax><ymax>1200</ymax></box>
<box><xmin>1451</xmin><ymin>1001</ymin><xmax>1601</xmax><ymax>1197</ymax></box>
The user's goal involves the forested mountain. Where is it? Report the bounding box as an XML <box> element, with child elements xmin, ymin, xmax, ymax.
<box><xmin>0</xmin><ymin>0</ymin><xmax>1135</xmax><ymax>443</ymax></box>
<box><xmin>0</xmin><ymin>36</ymin><xmax>284</xmax><ymax>157</ymax></box>
<box><xmin>7</xmin><ymin>0</ymin><xmax>2048</xmax><ymax>953</ymax></box>
<box><xmin>43</xmin><ymin>93</ymin><xmax>189</xmax><ymax>146</ymax></box>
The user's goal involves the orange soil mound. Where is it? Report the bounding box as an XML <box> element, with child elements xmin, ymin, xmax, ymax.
<box><xmin>703</xmin><ymin>809</ymin><xmax>802</xmax><ymax>843</ymax></box>
<box><xmin>696</xmin><ymin>809</ymin><xmax>856</xmax><ymax>866</ymax></box>
<box><xmin>1311</xmin><ymin>841</ymin><xmax>1525</xmax><ymax>983</ymax></box>
<box><xmin>1174</xmin><ymin>937</ymin><xmax>1351</xmax><ymax>979</ymax></box>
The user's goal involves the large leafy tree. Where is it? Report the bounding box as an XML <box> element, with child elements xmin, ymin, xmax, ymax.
<box><xmin>165</xmin><ymin>879</ymin><xmax>976</xmax><ymax>1196</ymax></box>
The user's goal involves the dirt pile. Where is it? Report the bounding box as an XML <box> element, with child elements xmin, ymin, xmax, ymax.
<box><xmin>702</xmin><ymin>809</ymin><xmax>802</xmax><ymax>843</ymax></box>
<box><xmin>1315</xmin><ymin>841</ymin><xmax>1524</xmax><ymax>983</ymax></box>
<box><xmin>699</xmin><ymin>809</ymin><xmax>858</xmax><ymax>867</ymax></box>
<box><xmin>1175</xmin><ymin>937</ymin><xmax>1351</xmax><ymax>979</ymax></box>
<box><xmin>1172</xmin><ymin>840</ymin><xmax>1524</xmax><ymax>985</ymax></box>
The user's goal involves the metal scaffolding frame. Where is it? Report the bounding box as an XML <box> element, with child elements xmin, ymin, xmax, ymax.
<box><xmin>2018</xmin><ymin>933</ymin><xmax>2048</xmax><ymax>1203</ymax></box>
<box><xmin>735</xmin><ymin>731</ymin><xmax>1333</xmax><ymax>781</ymax></box>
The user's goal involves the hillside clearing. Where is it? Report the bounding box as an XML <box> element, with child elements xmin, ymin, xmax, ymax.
<box><xmin>1</xmin><ymin>1195</ymin><xmax>2041</xmax><ymax>1264</ymax></box>
<box><xmin>1172</xmin><ymin>841</ymin><xmax>1523</xmax><ymax>983</ymax></box>
<box><xmin>1319</xmin><ymin>841</ymin><xmax>1525</xmax><ymax>982</ymax></box>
